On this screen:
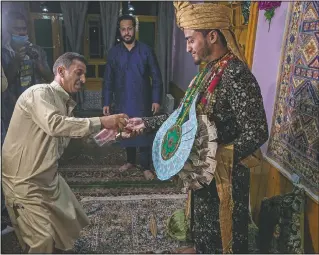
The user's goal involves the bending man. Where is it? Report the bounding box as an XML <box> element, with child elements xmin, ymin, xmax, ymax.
<box><xmin>2</xmin><ymin>52</ymin><xmax>128</xmax><ymax>253</ymax></box>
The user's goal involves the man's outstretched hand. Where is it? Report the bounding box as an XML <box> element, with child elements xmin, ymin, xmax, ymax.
<box><xmin>96</xmin><ymin>116</ymin><xmax>146</xmax><ymax>141</ymax></box>
<box><xmin>99</xmin><ymin>113</ymin><xmax>128</xmax><ymax>130</ymax></box>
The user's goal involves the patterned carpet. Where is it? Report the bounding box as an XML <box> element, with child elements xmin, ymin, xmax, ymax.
<box><xmin>74</xmin><ymin>196</ymin><xmax>188</xmax><ymax>254</ymax></box>
<box><xmin>58</xmin><ymin>139</ymin><xmax>183</xmax><ymax>199</ymax></box>
<box><xmin>2</xmin><ymin>139</ymin><xmax>187</xmax><ymax>254</ymax></box>
<box><xmin>267</xmin><ymin>1</ymin><xmax>319</xmax><ymax>196</ymax></box>
<box><xmin>1</xmin><ymin>137</ymin><xmax>263</xmax><ymax>253</ymax></box>
<box><xmin>1</xmin><ymin>195</ymin><xmax>189</xmax><ymax>254</ymax></box>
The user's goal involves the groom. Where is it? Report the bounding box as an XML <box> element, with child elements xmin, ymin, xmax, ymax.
<box><xmin>123</xmin><ymin>2</ymin><xmax>268</xmax><ymax>254</ymax></box>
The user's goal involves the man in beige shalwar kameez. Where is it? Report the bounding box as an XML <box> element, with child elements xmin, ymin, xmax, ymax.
<box><xmin>1</xmin><ymin>52</ymin><xmax>128</xmax><ymax>253</ymax></box>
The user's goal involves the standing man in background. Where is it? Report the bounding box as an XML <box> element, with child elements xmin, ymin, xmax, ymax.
<box><xmin>102</xmin><ymin>14</ymin><xmax>163</xmax><ymax>180</ymax></box>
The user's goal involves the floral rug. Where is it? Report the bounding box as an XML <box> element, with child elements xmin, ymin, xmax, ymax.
<box><xmin>58</xmin><ymin>139</ymin><xmax>182</xmax><ymax>200</ymax></box>
<box><xmin>74</xmin><ymin>195</ymin><xmax>188</xmax><ymax>254</ymax></box>
<box><xmin>2</xmin><ymin>137</ymin><xmax>262</xmax><ymax>253</ymax></box>
<box><xmin>59</xmin><ymin>139</ymin><xmax>127</xmax><ymax>167</ymax></box>
<box><xmin>267</xmin><ymin>1</ymin><xmax>319</xmax><ymax>197</ymax></box>
<box><xmin>2</xmin><ymin>138</ymin><xmax>187</xmax><ymax>254</ymax></box>
<box><xmin>1</xmin><ymin>195</ymin><xmax>188</xmax><ymax>254</ymax></box>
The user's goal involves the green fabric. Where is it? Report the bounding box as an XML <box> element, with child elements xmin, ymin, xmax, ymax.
<box><xmin>166</xmin><ymin>209</ymin><xmax>190</xmax><ymax>241</ymax></box>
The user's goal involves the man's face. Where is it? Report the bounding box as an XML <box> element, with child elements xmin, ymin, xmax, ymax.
<box><xmin>10</xmin><ymin>19</ymin><xmax>28</xmax><ymax>36</ymax></box>
<box><xmin>184</xmin><ymin>29</ymin><xmax>211</xmax><ymax>65</ymax></box>
<box><xmin>119</xmin><ymin>20</ymin><xmax>135</xmax><ymax>44</ymax></box>
<box><xmin>60</xmin><ymin>60</ymin><xmax>86</xmax><ymax>94</ymax></box>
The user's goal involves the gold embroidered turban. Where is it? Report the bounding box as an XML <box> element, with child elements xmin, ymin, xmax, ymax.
<box><xmin>174</xmin><ymin>1</ymin><xmax>246</xmax><ymax>62</ymax></box>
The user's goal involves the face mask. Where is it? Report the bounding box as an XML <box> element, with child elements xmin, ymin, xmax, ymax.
<box><xmin>11</xmin><ymin>34</ymin><xmax>29</xmax><ymax>44</ymax></box>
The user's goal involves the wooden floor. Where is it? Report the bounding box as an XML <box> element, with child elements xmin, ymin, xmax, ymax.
<box><xmin>250</xmin><ymin>158</ymin><xmax>319</xmax><ymax>254</ymax></box>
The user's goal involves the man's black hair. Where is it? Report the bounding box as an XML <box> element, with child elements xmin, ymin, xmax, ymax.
<box><xmin>195</xmin><ymin>29</ymin><xmax>228</xmax><ymax>47</ymax></box>
<box><xmin>117</xmin><ymin>14</ymin><xmax>136</xmax><ymax>28</ymax></box>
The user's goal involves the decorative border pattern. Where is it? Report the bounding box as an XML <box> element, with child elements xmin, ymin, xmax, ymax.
<box><xmin>267</xmin><ymin>1</ymin><xmax>319</xmax><ymax>196</ymax></box>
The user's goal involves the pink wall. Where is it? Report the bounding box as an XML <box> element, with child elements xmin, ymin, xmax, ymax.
<box><xmin>252</xmin><ymin>2</ymin><xmax>289</xmax><ymax>152</ymax></box>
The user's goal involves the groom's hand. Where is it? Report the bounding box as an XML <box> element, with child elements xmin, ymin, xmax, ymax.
<box><xmin>120</xmin><ymin>118</ymin><xmax>146</xmax><ymax>138</ymax></box>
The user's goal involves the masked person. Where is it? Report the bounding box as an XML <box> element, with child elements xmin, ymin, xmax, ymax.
<box><xmin>125</xmin><ymin>2</ymin><xmax>269</xmax><ymax>254</ymax></box>
<box><xmin>1</xmin><ymin>11</ymin><xmax>53</xmax><ymax>133</ymax></box>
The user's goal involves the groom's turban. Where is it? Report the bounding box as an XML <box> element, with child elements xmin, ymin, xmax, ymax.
<box><xmin>174</xmin><ymin>1</ymin><xmax>246</xmax><ymax>62</ymax></box>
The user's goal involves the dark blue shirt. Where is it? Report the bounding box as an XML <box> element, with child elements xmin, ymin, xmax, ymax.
<box><xmin>103</xmin><ymin>41</ymin><xmax>163</xmax><ymax>118</ymax></box>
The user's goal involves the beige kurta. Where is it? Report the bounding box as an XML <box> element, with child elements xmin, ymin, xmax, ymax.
<box><xmin>1</xmin><ymin>81</ymin><xmax>101</xmax><ymax>252</ymax></box>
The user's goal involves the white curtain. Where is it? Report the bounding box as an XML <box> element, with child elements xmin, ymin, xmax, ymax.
<box><xmin>60</xmin><ymin>2</ymin><xmax>88</xmax><ymax>108</ymax></box>
<box><xmin>99</xmin><ymin>1</ymin><xmax>121</xmax><ymax>56</ymax></box>
<box><xmin>155</xmin><ymin>2</ymin><xmax>175</xmax><ymax>104</ymax></box>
